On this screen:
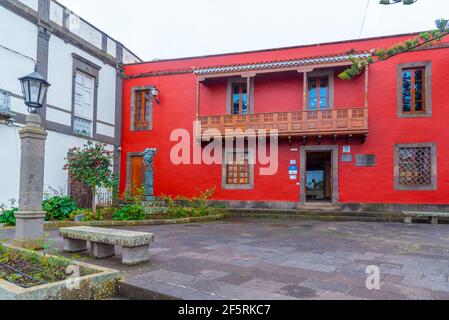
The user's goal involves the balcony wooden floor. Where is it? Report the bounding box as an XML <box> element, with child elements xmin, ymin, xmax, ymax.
<box><xmin>197</xmin><ymin>108</ymin><xmax>368</xmax><ymax>138</ymax></box>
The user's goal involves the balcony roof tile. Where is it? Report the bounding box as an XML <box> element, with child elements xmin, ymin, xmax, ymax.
<box><xmin>194</xmin><ymin>51</ymin><xmax>372</xmax><ymax>75</ymax></box>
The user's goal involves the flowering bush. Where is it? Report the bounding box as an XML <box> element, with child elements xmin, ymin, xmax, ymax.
<box><xmin>64</xmin><ymin>141</ymin><xmax>116</xmax><ymax>214</ymax></box>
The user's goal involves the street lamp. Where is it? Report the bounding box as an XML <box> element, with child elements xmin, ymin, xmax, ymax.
<box><xmin>14</xmin><ymin>70</ymin><xmax>50</xmax><ymax>249</ymax></box>
<box><xmin>150</xmin><ymin>86</ymin><xmax>160</xmax><ymax>104</ymax></box>
<box><xmin>19</xmin><ymin>71</ymin><xmax>51</xmax><ymax>113</ymax></box>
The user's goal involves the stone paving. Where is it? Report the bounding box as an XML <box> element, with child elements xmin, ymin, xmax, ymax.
<box><xmin>1</xmin><ymin>218</ymin><xmax>449</xmax><ymax>300</ymax></box>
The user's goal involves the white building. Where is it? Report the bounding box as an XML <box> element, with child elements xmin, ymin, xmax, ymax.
<box><xmin>0</xmin><ymin>0</ymin><xmax>140</xmax><ymax>207</ymax></box>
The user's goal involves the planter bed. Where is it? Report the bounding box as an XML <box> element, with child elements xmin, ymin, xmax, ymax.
<box><xmin>44</xmin><ymin>214</ymin><xmax>225</xmax><ymax>229</ymax></box>
<box><xmin>0</xmin><ymin>244</ymin><xmax>120</xmax><ymax>300</ymax></box>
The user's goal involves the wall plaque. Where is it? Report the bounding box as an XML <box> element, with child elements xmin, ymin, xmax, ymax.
<box><xmin>355</xmin><ymin>154</ymin><xmax>376</xmax><ymax>167</ymax></box>
<box><xmin>0</xmin><ymin>89</ymin><xmax>11</xmax><ymax>113</ymax></box>
<box><xmin>341</xmin><ymin>154</ymin><xmax>353</xmax><ymax>162</ymax></box>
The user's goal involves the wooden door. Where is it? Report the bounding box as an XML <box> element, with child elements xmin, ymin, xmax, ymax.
<box><xmin>130</xmin><ymin>156</ymin><xmax>144</xmax><ymax>195</ymax></box>
<box><xmin>69</xmin><ymin>179</ymin><xmax>93</xmax><ymax>209</ymax></box>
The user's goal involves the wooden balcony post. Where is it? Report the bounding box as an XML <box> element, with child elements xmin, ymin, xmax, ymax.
<box><xmin>365</xmin><ymin>65</ymin><xmax>369</xmax><ymax>109</ymax></box>
<box><xmin>196</xmin><ymin>80</ymin><xmax>201</xmax><ymax>117</ymax></box>
<box><xmin>303</xmin><ymin>72</ymin><xmax>308</xmax><ymax>109</ymax></box>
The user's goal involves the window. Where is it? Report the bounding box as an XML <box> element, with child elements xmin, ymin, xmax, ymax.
<box><xmin>394</xmin><ymin>143</ymin><xmax>437</xmax><ymax>191</ymax></box>
<box><xmin>73</xmin><ymin>70</ymin><xmax>94</xmax><ymax>137</ymax></box>
<box><xmin>402</xmin><ymin>68</ymin><xmax>425</xmax><ymax>113</ymax></box>
<box><xmin>222</xmin><ymin>150</ymin><xmax>254</xmax><ymax>189</ymax></box>
<box><xmin>131</xmin><ymin>87</ymin><xmax>153</xmax><ymax>131</ymax></box>
<box><xmin>397</xmin><ymin>62</ymin><xmax>432</xmax><ymax>118</ymax></box>
<box><xmin>308</xmin><ymin>78</ymin><xmax>329</xmax><ymax>110</ymax></box>
<box><xmin>226</xmin><ymin>152</ymin><xmax>250</xmax><ymax>185</ymax></box>
<box><xmin>232</xmin><ymin>82</ymin><xmax>248</xmax><ymax>115</ymax></box>
<box><xmin>227</xmin><ymin>79</ymin><xmax>253</xmax><ymax>115</ymax></box>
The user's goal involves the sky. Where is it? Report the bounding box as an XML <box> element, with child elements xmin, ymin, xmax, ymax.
<box><xmin>57</xmin><ymin>0</ymin><xmax>449</xmax><ymax>61</ymax></box>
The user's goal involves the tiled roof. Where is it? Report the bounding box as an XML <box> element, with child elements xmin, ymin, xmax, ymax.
<box><xmin>194</xmin><ymin>52</ymin><xmax>371</xmax><ymax>75</ymax></box>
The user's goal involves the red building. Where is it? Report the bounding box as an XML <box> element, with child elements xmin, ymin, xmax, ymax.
<box><xmin>120</xmin><ymin>32</ymin><xmax>449</xmax><ymax>212</ymax></box>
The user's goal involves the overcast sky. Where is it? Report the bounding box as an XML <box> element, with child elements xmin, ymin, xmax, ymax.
<box><xmin>58</xmin><ymin>0</ymin><xmax>449</xmax><ymax>61</ymax></box>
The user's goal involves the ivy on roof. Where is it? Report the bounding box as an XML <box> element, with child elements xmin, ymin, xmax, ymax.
<box><xmin>339</xmin><ymin>19</ymin><xmax>449</xmax><ymax>80</ymax></box>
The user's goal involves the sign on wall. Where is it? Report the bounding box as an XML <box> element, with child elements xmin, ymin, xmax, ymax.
<box><xmin>356</xmin><ymin>154</ymin><xmax>376</xmax><ymax>167</ymax></box>
<box><xmin>0</xmin><ymin>89</ymin><xmax>11</xmax><ymax>113</ymax></box>
<box><xmin>343</xmin><ymin>146</ymin><xmax>351</xmax><ymax>154</ymax></box>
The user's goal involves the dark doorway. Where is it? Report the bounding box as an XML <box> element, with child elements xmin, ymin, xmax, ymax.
<box><xmin>305</xmin><ymin>151</ymin><xmax>332</xmax><ymax>202</ymax></box>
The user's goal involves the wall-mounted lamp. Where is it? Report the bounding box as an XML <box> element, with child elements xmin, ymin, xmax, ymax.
<box><xmin>150</xmin><ymin>87</ymin><xmax>160</xmax><ymax>104</ymax></box>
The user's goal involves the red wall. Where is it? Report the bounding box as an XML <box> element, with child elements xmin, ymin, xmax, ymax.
<box><xmin>121</xmin><ymin>33</ymin><xmax>449</xmax><ymax>205</ymax></box>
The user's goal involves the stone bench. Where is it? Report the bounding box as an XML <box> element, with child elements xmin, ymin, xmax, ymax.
<box><xmin>60</xmin><ymin>226</ymin><xmax>155</xmax><ymax>265</ymax></box>
<box><xmin>403</xmin><ymin>212</ymin><xmax>449</xmax><ymax>225</ymax></box>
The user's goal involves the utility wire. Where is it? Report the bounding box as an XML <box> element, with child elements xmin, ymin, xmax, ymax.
<box><xmin>0</xmin><ymin>43</ymin><xmax>37</xmax><ymax>68</ymax></box>
<box><xmin>359</xmin><ymin>0</ymin><xmax>371</xmax><ymax>38</ymax></box>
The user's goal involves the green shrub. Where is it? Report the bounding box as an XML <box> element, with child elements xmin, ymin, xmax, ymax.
<box><xmin>43</xmin><ymin>196</ymin><xmax>78</xmax><ymax>221</ymax></box>
<box><xmin>113</xmin><ymin>204</ymin><xmax>145</xmax><ymax>221</ymax></box>
<box><xmin>0</xmin><ymin>208</ymin><xmax>18</xmax><ymax>226</ymax></box>
<box><xmin>162</xmin><ymin>188</ymin><xmax>218</xmax><ymax>219</ymax></box>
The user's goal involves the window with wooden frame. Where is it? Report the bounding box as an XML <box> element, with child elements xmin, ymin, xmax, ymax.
<box><xmin>131</xmin><ymin>88</ymin><xmax>152</xmax><ymax>131</ymax></box>
<box><xmin>397</xmin><ymin>62</ymin><xmax>432</xmax><ymax>118</ymax></box>
<box><xmin>231</xmin><ymin>82</ymin><xmax>249</xmax><ymax>115</ymax></box>
<box><xmin>222</xmin><ymin>150</ymin><xmax>255</xmax><ymax>189</ymax></box>
<box><xmin>308</xmin><ymin>77</ymin><xmax>329</xmax><ymax>111</ymax></box>
<box><xmin>402</xmin><ymin>67</ymin><xmax>426</xmax><ymax>114</ymax></box>
<box><xmin>394</xmin><ymin>143</ymin><xmax>437</xmax><ymax>191</ymax></box>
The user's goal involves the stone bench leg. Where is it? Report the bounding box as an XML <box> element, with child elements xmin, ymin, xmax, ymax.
<box><xmin>404</xmin><ymin>217</ymin><xmax>413</xmax><ymax>224</ymax></box>
<box><xmin>63</xmin><ymin>238</ymin><xmax>87</xmax><ymax>253</ymax></box>
<box><xmin>90</xmin><ymin>242</ymin><xmax>115</xmax><ymax>259</ymax></box>
<box><xmin>121</xmin><ymin>245</ymin><xmax>150</xmax><ymax>265</ymax></box>
<box><xmin>430</xmin><ymin>217</ymin><xmax>439</xmax><ymax>225</ymax></box>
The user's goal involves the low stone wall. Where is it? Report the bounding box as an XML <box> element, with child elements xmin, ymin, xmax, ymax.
<box><xmin>340</xmin><ymin>203</ymin><xmax>449</xmax><ymax>213</ymax></box>
<box><xmin>44</xmin><ymin>214</ymin><xmax>225</xmax><ymax>230</ymax></box>
<box><xmin>208</xmin><ymin>200</ymin><xmax>449</xmax><ymax>213</ymax></box>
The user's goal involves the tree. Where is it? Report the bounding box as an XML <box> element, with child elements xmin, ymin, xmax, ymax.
<box><xmin>64</xmin><ymin>141</ymin><xmax>116</xmax><ymax>214</ymax></box>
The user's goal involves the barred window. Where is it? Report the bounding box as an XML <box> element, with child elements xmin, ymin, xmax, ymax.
<box><xmin>395</xmin><ymin>144</ymin><xmax>437</xmax><ymax>191</ymax></box>
<box><xmin>226</xmin><ymin>152</ymin><xmax>250</xmax><ymax>185</ymax></box>
<box><xmin>398</xmin><ymin>147</ymin><xmax>432</xmax><ymax>186</ymax></box>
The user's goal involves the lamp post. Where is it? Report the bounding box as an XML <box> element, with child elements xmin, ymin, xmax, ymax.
<box><xmin>14</xmin><ymin>70</ymin><xmax>50</xmax><ymax>248</ymax></box>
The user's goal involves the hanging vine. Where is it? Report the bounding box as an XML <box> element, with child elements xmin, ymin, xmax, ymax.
<box><xmin>338</xmin><ymin>19</ymin><xmax>449</xmax><ymax>80</ymax></box>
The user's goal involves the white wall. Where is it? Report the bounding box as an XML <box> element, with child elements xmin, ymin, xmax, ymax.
<box><xmin>0</xmin><ymin>8</ymin><xmax>37</xmax><ymax>101</ymax></box>
<box><xmin>0</xmin><ymin>125</ymin><xmax>22</xmax><ymax>206</ymax></box>
<box><xmin>44</xmin><ymin>131</ymin><xmax>114</xmax><ymax>196</ymax></box>
<box><xmin>47</xmin><ymin>35</ymin><xmax>117</xmax><ymax>128</ymax></box>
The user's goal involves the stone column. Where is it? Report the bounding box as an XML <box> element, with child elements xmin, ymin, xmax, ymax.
<box><xmin>15</xmin><ymin>113</ymin><xmax>48</xmax><ymax>248</ymax></box>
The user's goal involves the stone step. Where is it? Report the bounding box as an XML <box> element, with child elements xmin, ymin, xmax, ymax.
<box><xmin>225</xmin><ymin>210</ymin><xmax>405</xmax><ymax>223</ymax></box>
<box><xmin>226</xmin><ymin>208</ymin><xmax>403</xmax><ymax>217</ymax></box>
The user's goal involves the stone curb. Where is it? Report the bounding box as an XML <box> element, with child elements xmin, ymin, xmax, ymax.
<box><xmin>225</xmin><ymin>212</ymin><xmax>405</xmax><ymax>223</ymax></box>
<box><xmin>44</xmin><ymin>214</ymin><xmax>225</xmax><ymax>230</ymax></box>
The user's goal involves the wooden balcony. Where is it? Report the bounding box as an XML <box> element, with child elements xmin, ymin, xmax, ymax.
<box><xmin>197</xmin><ymin>108</ymin><xmax>368</xmax><ymax>139</ymax></box>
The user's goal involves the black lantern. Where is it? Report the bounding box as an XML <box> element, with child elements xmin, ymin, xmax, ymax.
<box><xmin>18</xmin><ymin>71</ymin><xmax>51</xmax><ymax>114</ymax></box>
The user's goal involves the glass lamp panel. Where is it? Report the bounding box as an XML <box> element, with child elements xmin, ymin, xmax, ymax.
<box><xmin>38</xmin><ymin>83</ymin><xmax>47</xmax><ymax>106</ymax></box>
<box><xmin>21</xmin><ymin>80</ymin><xmax>30</xmax><ymax>103</ymax></box>
<box><xmin>29</xmin><ymin>79</ymin><xmax>41</xmax><ymax>105</ymax></box>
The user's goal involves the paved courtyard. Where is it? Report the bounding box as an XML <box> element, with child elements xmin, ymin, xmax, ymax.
<box><xmin>1</xmin><ymin>218</ymin><xmax>449</xmax><ymax>300</ymax></box>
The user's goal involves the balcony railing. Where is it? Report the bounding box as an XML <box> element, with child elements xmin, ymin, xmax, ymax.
<box><xmin>197</xmin><ymin>108</ymin><xmax>368</xmax><ymax>138</ymax></box>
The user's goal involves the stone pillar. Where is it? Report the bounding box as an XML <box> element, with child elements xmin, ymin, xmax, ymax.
<box><xmin>15</xmin><ymin>113</ymin><xmax>48</xmax><ymax>248</ymax></box>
